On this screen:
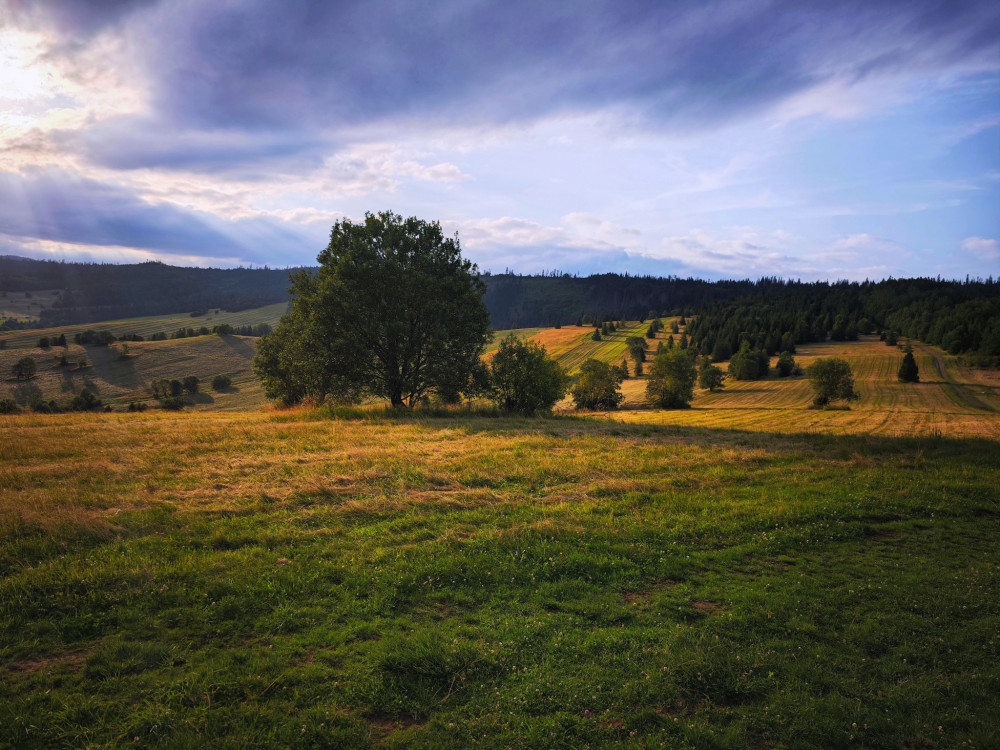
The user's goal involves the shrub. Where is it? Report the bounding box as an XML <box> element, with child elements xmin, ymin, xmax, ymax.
<box><xmin>646</xmin><ymin>348</ymin><xmax>697</xmax><ymax>408</ymax></box>
<box><xmin>489</xmin><ymin>335</ymin><xmax>567</xmax><ymax>414</ymax></box>
<box><xmin>160</xmin><ymin>396</ymin><xmax>185</xmax><ymax>410</ymax></box>
<box><xmin>212</xmin><ymin>374</ymin><xmax>232</xmax><ymax>391</ymax></box>
<box><xmin>775</xmin><ymin>351</ymin><xmax>797</xmax><ymax>377</ymax></box>
<box><xmin>807</xmin><ymin>358</ymin><xmax>859</xmax><ymax>407</ymax></box>
<box><xmin>182</xmin><ymin>376</ymin><xmax>200</xmax><ymax>394</ymax></box>
<box><xmin>70</xmin><ymin>388</ymin><xmax>103</xmax><ymax>411</ymax></box>
<box><xmin>591</xmin><ymin>329</ymin><xmax>602</xmax><ymax>341</ymax></box>
<box><xmin>38</xmin><ymin>336</ymin><xmax>50</xmax><ymax>348</ymax></box>
<box><xmin>0</xmin><ymin>398</ymin><xmax>19</xmax><ymax>414</ymax></box>
<box><xmin>571</xmin><ymin>358</ymin><xmax>624</xmax><ymax>410</ymax></box>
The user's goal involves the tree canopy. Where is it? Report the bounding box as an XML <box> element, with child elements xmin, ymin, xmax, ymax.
<box><xmin>254</xmin><ymin>211</ymin><xmax>491</xmax><ymax>407</ymax></box>
<box><xmin>807</xmin><ymin>358</ymin><xmax>860</xmax><ymax>407</ymax></box>
<box><xmin>646</xmin><ymin>348</ymin><xmax>697</xmax><ymax>408</ymax></box>
<box><xmin>488</xmin><ymin>335</ymin><xmax>567</xmax><ymax>413</ymax></box>
<box><xmin>571</xmin><ymin>358</ymin><xmax>625</xmax><ymax>410</ymax></box>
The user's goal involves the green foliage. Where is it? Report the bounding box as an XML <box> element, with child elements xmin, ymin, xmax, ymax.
<box><xmin>898</xmin><ymin>348</ymin><xmax>919</xmax><ymax>382</ymax></box>
<box><xmin>160</xmin><ymin>396</ymin><xmax>185</xmax><ymax>410</ymax></box>
<box><xmin>626</xmin><ymin>336</ymin><xmax>646</xmax><ymax>362</ymax></box>
<box><xmin>70</xmin><ymin>388</ymin><xmax>103</xmax><ymax>411</ymax></box>
<box><xmin>807</xmin><ymin>358</ymin><xmax>860</xmax><ymax>407</ymax></box>
<box><xmin>776</xmin><ymin>350</ymin><xmax>797</xmax><ymax>377</ymax></box>
<box><xmin>254</xmin><ymin>211</ymin><xmax>491</xmax><ymax>407</ymax></box>
<box><xmin>0</xmin><ymin>397</ymin><xmax>19</xmax><ymax>414</ymax></box>
<box><xmin>646</xmin><ymin>348</ymin><xmax>697</xmax><ymax>408</ymax></box>
<box><xmin>182</xmin><ymin>376</ymin><xmax>200</xmax><ymax>394</ymax></box>
<box><xmin>711</xmin><ymin>339</ymin><xmax>732</xmax><ymax>362</ymax></box>
<box><xmin>211</xmin><ymin>374</ymin><xmax>232</xmax><ymax>391</ymax></box>
<box><xmin>698</xmin><ymin>363</ymin><xmax>725</xmax><ymax>392</ymax></box>
<box><xmin>488</xmin><ymin>335</ymin><xmax>567</xmax><ymax>413</ymax></box>
<box><xmin>885</xmin><ymin>331</ymin><xmax>898</xmax><ymax>347</ymax></box>
<box><xmin>12</xmin><ymin>356</ymin><xmax>36</xmax><ymax>380</ymax></box>
<box><xmin>571</xmin><ymin>358</ymin><xmax>625</xmax><ymax>410</ymax></box>
<box><xmin>729</xmin><ymin>342</ymin><xmax>770</xmax><ymax>380</ymax></box>
<box><xmin>619</xmin><ymin>358</ymin><xmax>630</xmax><ymax>380</ymax></box>
<box><xmin>591</xmin><ymin>329</ymin><xmax>602</xmax><ymax>341</ymax></box>
<box><xmin>38</xmin><ymin>336</ymin><xmax>49</xmax><ymax>348</ymax></box>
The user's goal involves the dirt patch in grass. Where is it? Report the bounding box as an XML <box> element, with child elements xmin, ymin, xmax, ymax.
<box><xmin>692</xmin><ymin>600</ymin><xmax>724</xmax><ymax>614</ymax></box>
<box><xmin>8</xmin><ymin>649</ymin><xmax>89</xmax><ymax>675</ymax></box>
<box><xmin>366</xmin><ymin>713</ymin><xmax>426</xmax><ymax>735</ymax></box>
<box><xmin>623</xmin><ymin>579</ymin><xmax>677</xmax><ymax>605</ymax></box>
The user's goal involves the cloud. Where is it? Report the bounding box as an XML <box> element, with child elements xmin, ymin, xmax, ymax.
<box><xmin>0</xmin><ymin>168</ymin><xmax>321</xmax><ymax>263</ymax></box>
<box><xmin>961</xmin><ymin>236</ymin><xmax>1000</xmax><ymax>261</ymax></box>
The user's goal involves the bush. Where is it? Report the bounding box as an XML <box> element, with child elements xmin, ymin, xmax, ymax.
<box><xmin>591</xmin><ymin>329</ymin><xmax>602</xmax><ymax>341</ymax></box>
<box><xmin>70</xmin><ymin>388</ymin><xmax>103</xmax><ymax>411</ymax></box>
<box><xmin>212</xmin><ymin>374</ymin><xmax>232</xmax><ymax>391</ymax></box>
<box><xmin>489</xmin><ymin>335</ymin><xmax>567</xmax><ymax>414</ymax></box>
<box><xmin>0</xmin><ymin>398</ymin><xmax>19</xmax><ymax>414</ymax></box>
<box><xmin>38</xmin><ymin>336</ymin><xmax>50</xmax><ymax>348</ymax></box>
<box><xmin>182</xmin><ymin>376</ymin><xmax>200</xmax><ymax>394</ymax></box>
<box><xmin>646</xmin><ymin>348</ymin><xmax>697</xmax><ymax>408</ymax></box>
<box><xmin>775</xmin><ymin>351</ymin><xmax>797</xmax><ymax>377</ymax></box>
<box><xmin>571</xmin><ymin>358</ymin><xmax>624</xmax><ymax>410</ymax></box>
<box><xmin>626</xmin><ymin>336</ymin><xmax>646</xmax><ymax>363</ymax></box>
<box><xmin>807</xmin><ymin>358</ymin><xmax>859</xmax><ymax>407</ymax></box>
<box><xmin>160</xmin><ymin>396</ymin><xmax>185</xmax><ymax>410</ymax></box>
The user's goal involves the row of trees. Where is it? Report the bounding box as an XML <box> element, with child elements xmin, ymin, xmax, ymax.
<box><xmin>251</xmin><ymin>213</ymin><xmax>932</xmax><ymax>415</ymax></box>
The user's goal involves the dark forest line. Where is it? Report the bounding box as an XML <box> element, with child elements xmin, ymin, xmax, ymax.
<box><xmin>2</xmin><ymin>256</ymin><xmax>997</xmax><ymax>356</ymax></box>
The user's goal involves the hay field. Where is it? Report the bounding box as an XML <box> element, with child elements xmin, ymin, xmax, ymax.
<box><xmin>0</xmin><ymin>303</ymin><xmax>287</xmax><ymax>350</ymax></box>
<box><xmin>0</xmin><ymin>335</ymin><xmax>264</xmax><ymax>411</ymax></box>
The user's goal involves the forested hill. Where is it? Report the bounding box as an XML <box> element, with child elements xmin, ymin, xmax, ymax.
<box><xmin>0</xmin><ymin>257</ymin><xmax>300</xmax><ymax>325</ymax></box>
<box><xmin>1</xmin><ymin>257</ymin><xmax>997</xmax><ymax>356</ymax></box>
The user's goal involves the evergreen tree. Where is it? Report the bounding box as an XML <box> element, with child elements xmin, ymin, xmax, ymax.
<box><xmin>898</xmin><ymin>348</ymin><xmax>919</xmax><ymax>382</ymax></box>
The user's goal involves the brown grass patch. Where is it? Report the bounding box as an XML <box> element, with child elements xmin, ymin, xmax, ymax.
<box><xmin>692</xmin><ymin>600</ymin><xmax>724</xmax><ymax>614</ymax></box>
<box><xmin>7</xmin><ymin>649</ymin><xmax>89</xmax><ymax>675</ymax></box>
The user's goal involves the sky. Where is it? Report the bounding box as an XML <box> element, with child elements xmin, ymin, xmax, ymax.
<box><xmin>0</xmin><ymin>0</ymin><xmax>998</xmax><ymax>280</ymax></box>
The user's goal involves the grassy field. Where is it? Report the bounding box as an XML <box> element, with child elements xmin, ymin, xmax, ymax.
<box><xmin>0</xmin><ymin>303</ymin><xmax>287</xmax><ymax>350</ymax></box>
<box><xmin>0</xmin><ymin>335</ymin><xmax>265</xmax><ymax>411</ymax></box>
<box><xmin>0</xmin><ymin>290</ymin><xmax>62</xmax><ymax>321</ymax></box>
<box><xmin>0</xmin><ymin>407</ymin><xmax>997</xmax><ymax>748</ymax></box>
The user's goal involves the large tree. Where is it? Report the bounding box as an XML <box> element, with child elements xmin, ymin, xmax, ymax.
<box><xmin>254</xmin><ymin>211</ymin><xmax>491</xmax><ymax>407</ymax></box>
<box><xmin>807</xmin><ymin>358</ymin><xmax>859</xmax><ymax>407</ymax></box>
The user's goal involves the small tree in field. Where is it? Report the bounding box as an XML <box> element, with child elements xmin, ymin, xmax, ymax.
<box><xmin>489</xmin><ymin>335</ymin><xmax>567</xmax><ymax>414</ymax></box>
<box><xmin>571</xmin><ymin>358</ymin><xmax>624</xmax><ymax>410</ymax></box>
<box><xmin>591</xmin><ymin>329</ymin><xmax>602</xmax><ymax>341</ymax></box>
<box><xmin>898</xmin><ymin>348</ymin><xmax>919</xmax><ymax>382</ymax></box>
<box><xmin>807</xmin><ymin>358</ymin><xmax>859</xmax><ymax>407</ymax></box>
<box><xmin>646</xmin><ymin>348</ymin><xmax>697</xmax><ymax>408</ymax></box>
<box><xmin>775</xmin><ymin>351</ymin><xmax>797</xmax><ymax>377</ymax></box>
<box><xmin>12</xmin><ymin>357</ymin><xmax>36</xmax><ymax>380</ymax></box>
<box><xmin>212</xmin><ymin>374</ymin><xmax>232</xmax><ymax>391</ymax></box>
<box><xmin>182</xmin><ymin>376</ymin><xmax>200</xmax><ymax>394</ymax></box>
<box><xmin>619</xmin><ymin>358</ymin><xmax>630</xmax><ymax>380</ymax></box>
<box><xmin>698</xmin><ymin>363</ymin><xmax>725</xmax><ymax>392</ymax></box>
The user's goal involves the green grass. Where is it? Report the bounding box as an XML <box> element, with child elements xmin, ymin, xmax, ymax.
<box><xmin>1</xmin><ymin>409</ymin><xmax>997</xmax><ymax>747</ymax></box>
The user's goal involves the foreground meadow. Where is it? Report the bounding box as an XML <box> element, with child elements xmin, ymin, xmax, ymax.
<box><xmin>1</xmin><ymin>408</ymin><xmax>998</xmax><ymax>748</ymax></box>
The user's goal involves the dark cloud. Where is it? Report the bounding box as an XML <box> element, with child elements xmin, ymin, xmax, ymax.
<box><xmin>118</xmin><ymin>0</ymin><xmax>999</xmax><ymax>133</ymax></box>
<box><xmin>69</xmin><ymin>117</ymin><xmax>329</xmax><ymax>175</ymax></box>
<box><xmin>0</xmin><ymin>168</ymin><xmax>317</xmax><ymax>261</ymax></box>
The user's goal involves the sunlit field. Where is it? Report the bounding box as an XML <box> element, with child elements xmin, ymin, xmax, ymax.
<box><xmin>2</xmin><ymin>320</ymin><xmax>999</xmax><ymax>747</ymax></box>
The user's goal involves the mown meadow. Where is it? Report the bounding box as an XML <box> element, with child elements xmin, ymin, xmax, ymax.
<box><xmin>2</xmin><ymin>404</ymin><xmax>998</xmax><ymax>748</ymax></box>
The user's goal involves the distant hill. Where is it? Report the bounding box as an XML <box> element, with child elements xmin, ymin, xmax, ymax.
<box><xmin>0</xmin><ymin>257</ymin><xmax>300</xmax><ymax>326</ymax></box>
